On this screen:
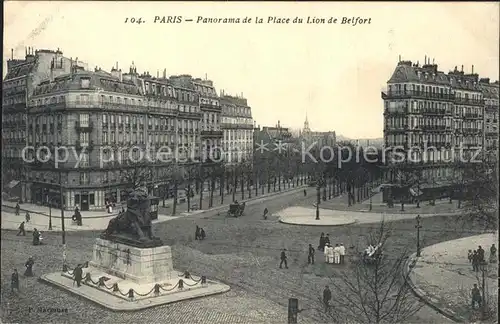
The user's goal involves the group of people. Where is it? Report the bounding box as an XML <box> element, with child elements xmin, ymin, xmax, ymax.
<box><xmin>32</xmin><ymin>228</ymin><xmax>43</xmax><ymax>245</ymax></box>
<box><xmin>468</xmin><ymin>244</ymin><xmax>496</xmax><ymax>272</ymax></box>
<box><xmin>324</xmin><ymin>243</ymin><xmax>346</xmax><ymax>264</ymax></box>
<box><xmin>105</xmin><ymin>199</ymin><xmax>116</xmax><ymax>213</ymax></box>
<box><xmin>195</xmin><ymin>225</ymin><xmax>206</xmax><ymax>240</ymax></box>
<box><xmin>10</xmin><ymin>257</ymin><xmax>36</xmax><ymax>292</ymax></box>
<box><xmin>72</xmin><ymin>206</ymin><xmax>83</xmax><ymax>226</ymax></box>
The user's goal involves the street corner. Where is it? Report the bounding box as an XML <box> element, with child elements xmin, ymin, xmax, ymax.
<box><xmin>277</xmin><ymin>206</ymin><xmax>357</xmax><ymax>226</ymax></box>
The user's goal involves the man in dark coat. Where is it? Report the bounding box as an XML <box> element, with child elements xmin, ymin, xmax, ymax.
<box><xmin>200</xmin><ymin>228</ymin><xmax>206</xmax><ymax>240</ymax></box>
<box><xmin>324</xmin><ymin>234</ymin><xmax>331</xmax><ymax>246</ymax></box>
<box><xmin>279</xmin><ymin>249</ymin><xmax>288</xmax><ymax>269</ymax></box>
<box><xmin>318</xmin><ymin>233</ymin><xmax>325</xmax><ymax>251</ymax></box>
<box><xmin>323</xmin><ymin>285</ymin><xmax>332</xmax><ymax>312</ymax></box>
<box><xmin>25</xmin><ymin>211</ymin><xmax>30</xmax><ymax>223</ymax></box>
<box><xmin>472</xmin><ymin>250</ymin><xmax>480</xmax><ymax>272</ymax></box>
<box><xmin>308</xmin><ymin>244</ymin><xmax>315</xmax><ymax>264</ymax></box>
<box><xmin>73</xmin><ymin>264</ymin><xmax>83</xmax><ymax>287</ymax></box>
<box><xmin>24</xmin><ymin>257</ymin><xmax>34</xmax><ymax>277</ymax></box>
<box><xmin>32</xmin><ymin>228</ymin><xmax>41</xmax><ymax>245</ymax></box>
<box><xmin>11</xmin><ymin>269</ymin><xmax>19</xmax><ymax>292</ymax></box>
<box><xmin>15</xmin><ymin>203</ymin><xmax>20</xmax><ymax>215</ymax></box>
<box><xmin>17</xmin><ymin>221</ymin><xmax>26</xmax><ymax>236</ymax></box>
<box><xmin>477</xmin><ymin>246</ymin><xmax>485</xmax><ymax>262</ymax></box>
<box><xmin>303</xmin><ymin>189</ymin><xmax>307</xmax><ymax>197</ymax></box>
<box><xmin>471</xmin><ymin>284</ymin><xmax>482</xmax><ymax>309</ymax></box>
<box><xmin>195</xmin><ymin>225</ymin><xmax>200</xmax><ymax>240</ymax></box>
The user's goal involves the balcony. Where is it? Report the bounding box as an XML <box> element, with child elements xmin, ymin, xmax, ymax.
<box><xmin>200</xmin><ymin>102</ymin><xmax>222</xmax><ymax>112</ymax></box>
<box><xmin>384</xmin><ymin>109</ymin><xmax>408</xmax><ymax>117</ymax></box>
<box><xmin>381</xmin><ymin>90</ymin><xmax>454</xmax><ymax>101</ymax></box>
<box><xmin>220</xmin><ymin>123</ymin><xmax>253</xmax><ymax>129</ymax></box>
<box><xmin>463</xmin><ymin>113</ymin><xmax>481</xmax><ymax>119</ymax></box>
<box><xmin>75</xmin><ymin>140</ymin><xmax>94</xmax><ymax>151</ymax></box>
<box><xmin>454</xmin><ymin>97</ymin><xmax>484</xmax><ymax>106</ymax></box>
<box><xmin>75</xmin><ymin>121</ymin><xmax>94</xmax><ymax>132</ymax></box>
<box><xmin>201</xmin><ymin>130</ymin><xmax>223</xmax><ymax>137</ymax></box>
<box><xmin>462</xmin><ymin>128</ymin><xmax>481</xmax><ymax>134</ymax></box>
<box><xmin>422</xmin><ymin>109</ymin><xmax>446</xmax><ymax>116</ymax></box>
<box><xmin>421</xmin><ymin>125</ymin><xmax>448</xmax><ymax>131</ymax></box>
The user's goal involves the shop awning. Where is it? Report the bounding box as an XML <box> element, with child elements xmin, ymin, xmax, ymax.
<box><xmin>7</xmin><ymin>180</ymin><xmax>20</xmax><ymax>189</ymax></box>
<box><xmin>409</xmin><ymin>187</ymin><xmax>423</xmax><ymax>197</ymax></box>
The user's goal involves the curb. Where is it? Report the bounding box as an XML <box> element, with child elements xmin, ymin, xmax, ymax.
<box><xmin>403</xmin><ymin>253</ymin><xmax>464</xmax><ymax>323</ymax></box>
<box><xmin>1</xmin><ymin>204</ymin><xmax>119</xmax><ymax>219</ymax></box>
<box><xmin>279</xmin><ymin>218</ymin><xmax>357</xmax><ymax>227</ymax></box>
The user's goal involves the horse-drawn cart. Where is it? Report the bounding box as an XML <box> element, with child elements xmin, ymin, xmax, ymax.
<box><xmin>227</xmin><ymin>201</ymin><xmax>246</xmax><ymax>217</ymax></box>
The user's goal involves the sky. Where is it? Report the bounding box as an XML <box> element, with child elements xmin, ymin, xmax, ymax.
<box><xmin>3</xmin><ymin>1</ymin><xmax>499</xmax><ymax>138</ymax></box>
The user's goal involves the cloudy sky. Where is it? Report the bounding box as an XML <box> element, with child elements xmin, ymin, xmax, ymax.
<box><xmin>4</xmin><ymin>1</ymin><xmax>499</xmax><ymax>138</ymax></box>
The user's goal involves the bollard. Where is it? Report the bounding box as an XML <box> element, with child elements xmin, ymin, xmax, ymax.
<box><xmin>184</xmin><ymin>270</ymin><xmax>190</xmax><ymax>279</ymax></box>
<box><xmin>98</xmin><ymin>277</ymin><xmax>105</xmax><ymax>287</ymax></box>
<box><xmin>113</xmin><ymin>283</ymin><xmax>119</xmax><ymax>292</ymax></box>
<box><xmin>201</xmin><ymin>276</ymin><xmax>207</xmax><ymax>284</ymax></box>
<box><xmin>178</xmin><ymin>279</ymin><xmax>184</xmax><ymax>289</ymax></box>
<box><xmin>154</xmin><ymin>284</ymin><xmax>160</xmax><ymax>296</ymax></box>
<box><xmin>128</xmin><ymin>289</ymin><xmax>134</xmax><ymax>300</ymax></box>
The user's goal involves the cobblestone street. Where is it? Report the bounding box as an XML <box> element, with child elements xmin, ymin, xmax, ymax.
<box><xmin>1</xmin><ymin>191</ymin><xmax>482</xmax><ymax>323</ymax></box>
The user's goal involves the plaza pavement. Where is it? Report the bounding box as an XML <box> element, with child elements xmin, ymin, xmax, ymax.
<box><xmin>406</xmin><ymin>233</ymin><xmax>498</xmax><ymax>323</ymax></box>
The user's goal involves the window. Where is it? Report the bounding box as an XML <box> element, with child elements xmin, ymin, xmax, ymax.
<box><xmin>79</xmin><ymin>132</ymin><xmax>89</xmax><ymax>144</ymax></box>
<box><xmin>80</xmin><ymin>172</ymin><xmax>90</xmax><ymax>185</ymax></box>
<box><xmin>102</xmin><ymin>114</ymin><xmax>108</xmax><ymax>124</ymax></box>
<box><xmin>89</xmin><ymin>194</ymin><xmax>95</xmax><ymax>205</ymax></box>
<box><xmin>103</xmin><ymin>132</ymin><xmax>108</xmax><ymax>144</ymax></box>
<box><xmin>80</xmin><ymin>94</ymin><xmax>90</xmax><ymax>105</ymax></box>
<box><xmin>79</xmin><ymin>113</ymin><xmax>90</xmax><ymax>126</ymax></box>
<box><xmin>80</xmin><ymin>152</ymin><xmax>89</xmax><ymax>167</ymax></box>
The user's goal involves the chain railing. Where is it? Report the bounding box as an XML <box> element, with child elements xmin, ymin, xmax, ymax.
<box><xmin>65</xmin><ymin>265</ymin><xmax>207</xmax><ymax>299</ymax></box>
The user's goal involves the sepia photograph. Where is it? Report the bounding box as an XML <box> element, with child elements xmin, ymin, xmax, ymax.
<box><xmin>1</xmin><ymin>1</ymin><xmax>499</xmax><ymax>323</ymax></box>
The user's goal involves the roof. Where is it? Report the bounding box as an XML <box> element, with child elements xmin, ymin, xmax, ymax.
<box><xmin>387</xmin><ymin>61</ymin><xmax>482</xmax><ymax>91</ymax></box>
<box><xmin>33</xmin><ymin>70</ymin><xmax>143</xmax><ymax>96</ymax></box>
<box><xmin>4</xmin><ymin>61</ymin><xmax>36</xmax><ymax>80</ymax></box>
<box><xmin>479</xmin><ymin>82</ymin><xmax>500</xmax><ymax>99</ymax></box>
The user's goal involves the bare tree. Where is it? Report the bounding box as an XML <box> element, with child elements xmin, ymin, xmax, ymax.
<box><xmin>121</xmin><ymin>161</ymin><xmax>152</xmax><ymax>193</ymax></box>
<box><xmin>318</xmin><ymin>221</ymin><xmax>424</xmax><ymax>324</ymax></box>
<box><xmin>453</xmin><ymin>154</ymin><xmax>498</xmax><ymax>230</ymax></box>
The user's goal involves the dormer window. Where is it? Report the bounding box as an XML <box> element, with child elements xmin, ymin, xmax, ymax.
<box><xmin>80</xmin><ymin>78</ymin><xmax>90</xmax><ymax>89</ymax></box>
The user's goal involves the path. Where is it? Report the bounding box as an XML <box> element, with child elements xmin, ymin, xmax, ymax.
<box><xmin>407</xmin><ymin>233</ymin><xmax>499</xmax><ymax>322</ymax></box>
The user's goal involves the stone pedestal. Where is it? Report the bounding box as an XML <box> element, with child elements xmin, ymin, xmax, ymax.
<box><xmin>89</xmin><ymin>238</ymin><xmax>174</xmax><ymax>284</ymax></box>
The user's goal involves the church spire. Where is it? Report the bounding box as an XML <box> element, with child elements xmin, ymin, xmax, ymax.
<box><xmin>303</xmin><ymin>111</ymin><xmax>311</xmax><ymax>133</ymax></box>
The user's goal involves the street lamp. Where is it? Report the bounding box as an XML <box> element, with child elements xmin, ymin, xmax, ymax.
<box><xmin>59</xmin><ymin>172</ymin><xmax>67</xmax><ymax>272</ymax></box>
<box><xmin>315</xmin><ymin>184</ymin><xmax>320</xmax><ymax>220</ymax></box>
<box><xmin>415</xmin><ymin>215</ymin><xmax>422</xmax><ymax>257</ymax></box>
<box><xmin>480</xmin><ymin>260</ymin><xmax>488</xmax><ymax>318</ymax></box>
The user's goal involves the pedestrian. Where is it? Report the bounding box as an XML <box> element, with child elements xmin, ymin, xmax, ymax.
<box><xmin>73</xmin><ymin>264</ymin><xmax>83</xmax><ymax>287</ymax></box>
<box><xmin>490</xmin><ymin>244</ymin><xmax>497</xmax><ymax>264</ymax></box>
<box><xmin>17</xmin><ymin>221</ymin><xmax>26</xmax><ymax>236</ymax></box>
<box><xmin>303</xmin><ymin>189</ymin><xmax>307</xmax><ymax>197</ymax></box>
<box><xmin>15</xmin><ymin>202</ymin><xmax>20</xmax><ymax>215</ymax></box>
<box><xmin>477</xmin><ymin>246</ymin><xmax>485</xmax><ymax>262</ymax></box>
<box><xmin>472</xmin><ymin>250</ymin><xmax>479</xmax><ymax>272</ymax></box>
<box><xmin>32</xmin><ymin>228</ymin><xmax>41</xmax><ymax>246</ymax></box>
<box><xmin>471</xmin><ymin>284</ymin><xmax>482</xmax><ymax>309</ymax></box>
<box><xmin>333</xmin><ymin>244</ymin><xmax>341</xmax><ymax>264</ymax></box>
<box><xmin>327</xmin><ymin>243</ymin><xmax>334</xmax><ymax>264</ymax></box>
<box><xmin>25</xmin><ymin>211</ymin><xmax>30</xmax><ymax>223</ymax></box>
<box><xmin>318</xmin><ymin>233</ymin><xmax>325</xmax><ymax>251</ymax></box>
<box><xmin>195</xmin><ymin>225</ymin><xmax>200</xmax><ymax>240</ymax></box>
<box><xmin>467</xmin><ymin>249</ymin><xmax>473</xmax><ymax>263</ymax></box>
<box><xmin>24</xmin><ymin>257</ymin><xmax>34</xmax><ymax>277</ymax></box>
<box><xmin>263</xmin><ymin>208</ymin><xmax>269</xmax><ymax>220</ymax></box>
<box><xmin>324</xmin><ymin>234</ymin><xmax>331</xmax><ymax>246</ymax></box>
<box><xmin>323</xmin><ymin>285</ymin><xmax>332</xmax><ymax>312</ymax></box>
<box><xmin>11</xmin><ymin>269</ymin><xmax>19</xmax><ymax>292</ymax></box>
<box><xmin>279</xmin><ymin>249</ymin><xmax>288</xmax><ymax>269</ymax></box>
<box><xmin>308</xmin><ymin>244</ymin><xmax>315</xmax><ymax>265</ymax></box>
<box><xmin>339</xmin><ymin>243</ymin><xmax>346</xmax><ymax>264</ymax></box>
<box><xmin>200</xmin><ymin>228</ymin><xmax>206</xmax><ymax>240</ymax></box>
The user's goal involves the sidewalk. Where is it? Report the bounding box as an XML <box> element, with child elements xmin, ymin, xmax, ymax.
<box><xmin>319</xmin><ymin>192</ymin><xmax>463</xmax><ymax>215</ymax></box>
<box><xmin>0</xmin><ymin>209</ymin><xmax>179</xmax><ymax>232</ymax></box>
<box><xmin>2</xmin><ymin>201</ymin><xmax>121</xmax><ymax>218</ymax></box>
<box><xmin>406</xmin><ymin>233</ymin><xmax>499</xmax><ymax>322</ymax></box>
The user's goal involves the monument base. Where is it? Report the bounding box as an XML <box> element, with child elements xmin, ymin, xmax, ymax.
<box><xmin>89</xmin><ymin>238</ymin><xmax>173</xmax><ymax>284</ymax></box>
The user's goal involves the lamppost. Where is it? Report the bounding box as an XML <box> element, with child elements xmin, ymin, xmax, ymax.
<box><xmin>59</xmin><ymin>171</ymin><xmax>67</xmax><ymax>272</ymax></box>
<box><xmin>369</xmin><ymin>173</ymin><xmax>373</xmax><ymax>211</ymax></box>
<box><xmin>315</xmin><ymin>175</ymin><xmax>321</xmax><ymax>220</ymax></box>
<box><xmin>480</xmin><ymin>260</ymin><xmax>488</xmax><ymax>318</ymax></box>
<box><xmin>415</xmin><ymin>215</ymin><xmax>422</xmax><ymax>257</ymax></box>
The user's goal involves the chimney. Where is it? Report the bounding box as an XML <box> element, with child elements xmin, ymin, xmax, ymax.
<box><xmin>432</xmin><ymin>58</ymin><xmax>435</xmax><ymax>64</ymax></box>
<box><xmin>116</xmin><ymin>62</ymin><xmax>118</xmax><ymax>70</ymax></box>
<box><xmin>472</xmin><ymin>65</ymin><xmax>474</xmax><ymax>74</ymax></box>
<box><xmin>157</xmin><ymin>70</ymin><xmax>159</xmax><ymax>78</ymax></box>
<box><xmin>424</xmin><ymin>55</ymin><xmax>427</xmax><ymax>64</ymax></box>
<box><xmin>461</xmin><ymin>65</ymin><xmax>463</xmax><ymax>72</ymax></box>
<box><xmin>163</xmin><ymin>68</ymin><xmax>166</xmax><ymax>78</ymax></box>
<box><xmin>11</xmin><ymin>48</ymin><xmax>13</xmax><ymax>60</ymax></box>
<box><xmin>399</xmin><ymin>55</ymin><xmax>401</xmax><ymax>62</ymax></box>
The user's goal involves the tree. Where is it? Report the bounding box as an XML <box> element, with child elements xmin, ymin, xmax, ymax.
<box><xmin>121</xmin><ymin>161</ymin><xmax>152</xmax><ymax>193</ymax></box>
<box><xmin>453</xmin><ymin>154</ymin><xmax>498</xmax><ymax>230</ymax></box>
<box><xmin>318</xmin><ymin>221</ymin><xmax>423</xmax><ymax>324</ymax></box>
